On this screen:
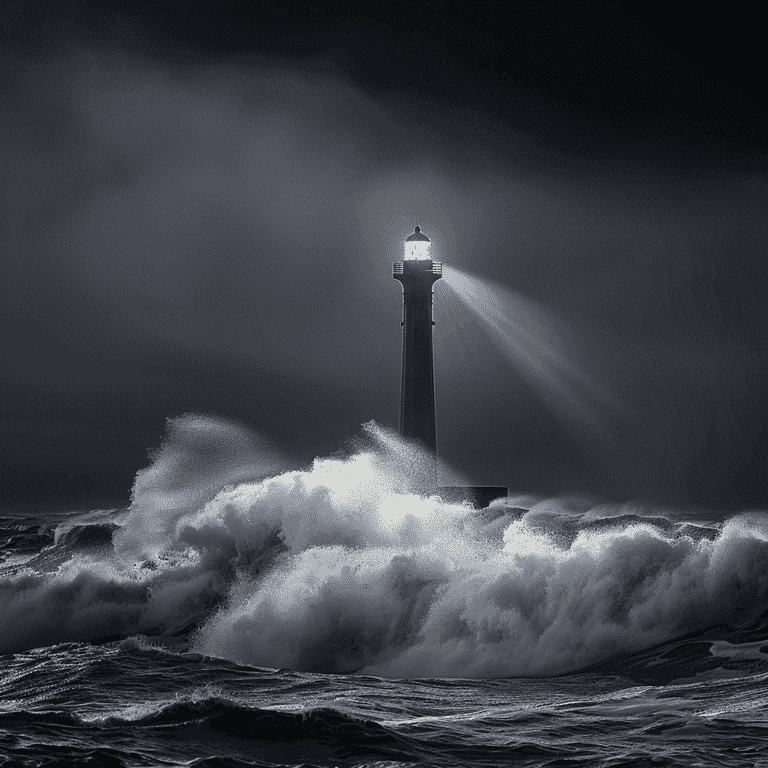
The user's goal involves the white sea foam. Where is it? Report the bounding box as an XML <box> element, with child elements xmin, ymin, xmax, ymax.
<box><xmin>2</xmin><ymin>414</ymin><xmax>768</xmax><ymax>678</ymax></box>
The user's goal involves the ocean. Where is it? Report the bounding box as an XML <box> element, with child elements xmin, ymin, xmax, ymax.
<box><xmin>2</xmin><ymin>415</ymin><xmax>768</xmax><ymax>767</ymax></box>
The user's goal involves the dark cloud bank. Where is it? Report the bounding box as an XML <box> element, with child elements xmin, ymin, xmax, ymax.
<box><xmin>1</xmin><ymin>1</ymin><xmax>766</xmax><ymax>512</ymax></box>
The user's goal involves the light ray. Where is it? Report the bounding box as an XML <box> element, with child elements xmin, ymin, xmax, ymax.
<box><xmin>441</xmin><ymin>264</ymin><xmax>622</xmax><ymax>439</ymax></box>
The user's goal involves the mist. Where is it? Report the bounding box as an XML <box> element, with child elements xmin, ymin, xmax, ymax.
<box><xmin>1</xmin><ymin>2</ymin><xmax>767</xmax><ymax>510</ymax></box>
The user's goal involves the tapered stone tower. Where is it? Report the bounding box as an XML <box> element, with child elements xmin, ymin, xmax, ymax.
<box><xmin>393</xmin><ymin>227</ymin><xmax>442</xmax><ymax>454</ymax></box>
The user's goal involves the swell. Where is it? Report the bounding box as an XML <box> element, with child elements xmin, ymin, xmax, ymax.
<box><xmin>582</xmin><ymin>607</ymin><xmax>768</xmax><ymax>683</ymax></box>
<box><xmin>0</xmin><ymin>699</ymin><xmax>394</xmax><ymax>737</ymax></box>
<box><xmin>0</xmin><ymin>697</ymin><xmax>573</xmax><ymax>767</ymax></box>
<box><xmin>0</xmin><ymin>700</ymin><xmax>426</xmax><ymax>767</ymax></box>
<box><xmin>0</xmin><ymin>518</ymin><xmax>56</xmax><ymax>561</ymax></box>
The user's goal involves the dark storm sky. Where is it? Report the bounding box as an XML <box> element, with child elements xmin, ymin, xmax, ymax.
<box><xmin>1</xmin><ymin>1</ymin><xmax>766</xmax><ymax>510</ymax></box>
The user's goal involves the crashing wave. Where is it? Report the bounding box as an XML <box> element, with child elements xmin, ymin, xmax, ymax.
<box><xmin>1</xmin><ymin>414</ymin><xmax>768</xmax><ymax>682</ymax></box>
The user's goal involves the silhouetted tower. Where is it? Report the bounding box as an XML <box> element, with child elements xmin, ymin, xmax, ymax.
<box><xmin>393</xmin><ymin>227</ymin><xmax>442</xmax><ymax>454</ymax></box>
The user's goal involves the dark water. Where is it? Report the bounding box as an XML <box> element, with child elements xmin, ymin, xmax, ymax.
<box><xmin>3</xmin><ymin>416</ymin><xmax>768</xmax><ymax>767</ymax></box>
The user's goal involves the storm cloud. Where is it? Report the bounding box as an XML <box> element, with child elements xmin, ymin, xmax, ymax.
<box><xmin>1</xmin><ymin>3</ymin><xmax>767</xmax><ymax>509</ymax></box>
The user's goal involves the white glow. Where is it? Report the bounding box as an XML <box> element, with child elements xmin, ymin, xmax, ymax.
<box><xmin>404</xmin><ymin>241</ymin><xmax>432</xmax><ymax>260</ymax></box>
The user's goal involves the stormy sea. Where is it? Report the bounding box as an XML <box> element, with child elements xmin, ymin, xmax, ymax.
<box><xmin>3</xmin><ymin>415</ymin><xmax>768</xmax><ymax>768</ymax></box>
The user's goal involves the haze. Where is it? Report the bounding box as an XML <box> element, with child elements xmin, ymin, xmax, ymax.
<box><xmin>1</xmin><ymin>2</ymin><xmax>766</xmax><ymax>511</ymax></box>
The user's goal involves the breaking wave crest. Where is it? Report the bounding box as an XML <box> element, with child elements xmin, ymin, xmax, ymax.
<box><xmin>3</xmin><ymin>413</ymin><xmax>768</xmax><ymax>679</ymax></box>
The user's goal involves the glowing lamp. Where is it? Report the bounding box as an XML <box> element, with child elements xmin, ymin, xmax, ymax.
<box><xmin>404</xmin><ymin>226</ymin><xmax>432</xmax><ymax>260</ymax></box>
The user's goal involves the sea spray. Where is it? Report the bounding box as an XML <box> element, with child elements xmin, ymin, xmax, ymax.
<box><xmin>3</xmin><ymin>414</ymin><xmax>768</xmax><ymax>679</ymax></box>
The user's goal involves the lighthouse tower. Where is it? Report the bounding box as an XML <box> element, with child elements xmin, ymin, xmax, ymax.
<box><xmin>392</xmin><ymin>228</ymin><xmax>509</xmax><ymax>509</ymax></box>
<box><xmin>393</xmin><ymin>227</ymin><xmax>442</xmax><ymax>455</ymax></box>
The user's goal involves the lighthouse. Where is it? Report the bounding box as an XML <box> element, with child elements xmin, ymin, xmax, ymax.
<box><xmin>393</xmin><ymin>227</ymin><xmax>509</xmax><ymax>508</ymax></box>
<box><xmin>393</xmin><ymin>227</ymin><xmax>442</xmax><ymax>455</ymax></box>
